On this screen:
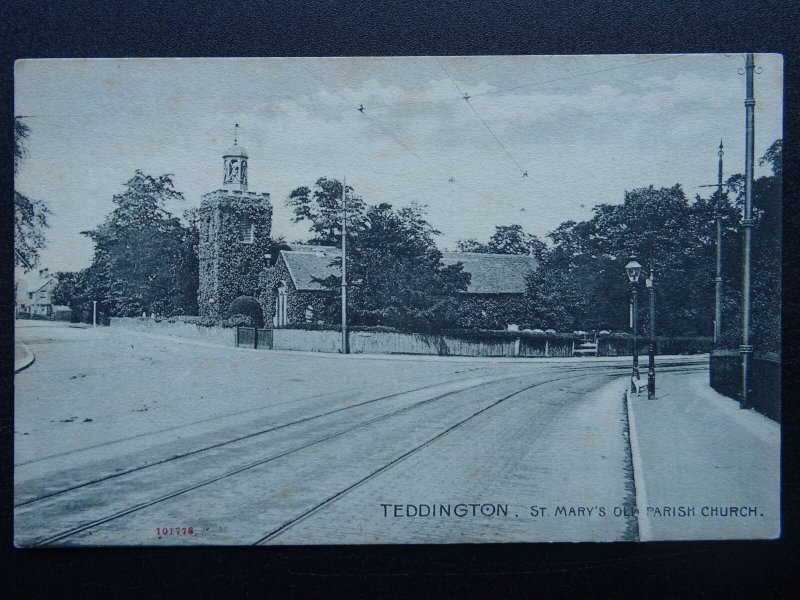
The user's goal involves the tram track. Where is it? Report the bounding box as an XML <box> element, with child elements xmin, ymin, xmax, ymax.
<box><xmin>19</xmin><ymin>363</ymin><xmax>704</xmax><ymax>546</ymax></box>
<box><xmin>17</xmin><ymin>360</ymin><xmax>700</xmax><ymax>507</ymax></box>
<box><xmin>24</xmin><ymin>372</ymin><xmax>564</xmax><ymax>545</ymax></box>
<box><xmin>254</xmin><ymin>364</ymin><xmax>703</xmax><ymax>544</ymax></box>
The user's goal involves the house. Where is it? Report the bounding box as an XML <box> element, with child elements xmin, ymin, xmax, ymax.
<box><xmin>259</xmin><ymin>246</ymin><xmax>538</xmax><ymax>329</ymax></box>
<box><xmin>15</xmin><ymin>268</ymin><xmax>69</xmax><ymax>319</ymax></box>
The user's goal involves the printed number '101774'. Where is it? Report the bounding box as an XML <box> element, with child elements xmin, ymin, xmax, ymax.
<box><xmin>156</xmin><ymin>527</ymin><xmax>194</xmax><ymax>536</ymax></box>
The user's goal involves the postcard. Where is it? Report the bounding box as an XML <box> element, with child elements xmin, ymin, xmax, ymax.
<box><xmin>13</xmin><ymin>54</ymin><xmax>781</xmax><ymax>545</ymax></box>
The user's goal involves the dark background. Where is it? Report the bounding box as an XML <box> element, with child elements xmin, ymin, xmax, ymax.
<box><xmin>1</xmin><ymin>0</ymin><xmax>797</xmax><ymax>596</ymax></box>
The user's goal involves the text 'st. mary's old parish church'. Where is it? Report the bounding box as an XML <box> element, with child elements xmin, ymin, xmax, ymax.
<box><xmin>197</xmin><ymin>141</ymin><xmax>538</xmax><ymax>329</ymax></box>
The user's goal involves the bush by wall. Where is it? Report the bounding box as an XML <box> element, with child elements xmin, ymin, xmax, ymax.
<box><xmin>151</xmin><ymin>314</ymin><xmax>252</xmax><ymax>328</ymax></box>
<box><xmin>227</xmin><ymin>295</ymin><xmax>263</xmax><ymax>328</ymax></box>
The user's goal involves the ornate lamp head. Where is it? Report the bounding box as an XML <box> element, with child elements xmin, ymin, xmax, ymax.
<box><xmin>625</xmin><ymin>259</ymin><xmax>642</xmax><ymax>284</ymax></box>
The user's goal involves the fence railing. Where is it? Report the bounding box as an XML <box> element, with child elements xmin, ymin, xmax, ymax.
<box><xmin>709</xmin><ymin>349</ymin><xmax>781</xmax><ymax>422</ymax></box>
<box><xmin>235</xmin><ymin>327</ymin><xmax>273</xmax><ymax>349</ymax></box>
<box><xmin>240</xmin><ymin>327</ymin><xmax>711</xmax><ymax>358</ymax></box>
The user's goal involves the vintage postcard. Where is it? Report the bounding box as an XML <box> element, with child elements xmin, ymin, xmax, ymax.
<box><xmin>13</xmin><ymin>55</ymin><xmax>781</xmax><ymax>545</ymax></box>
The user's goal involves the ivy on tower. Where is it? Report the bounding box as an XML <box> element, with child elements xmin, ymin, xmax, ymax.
<box><xmin>197</xmin><ymin>129</ymin><xmax>273</xmax><ymax>318</ymax></box>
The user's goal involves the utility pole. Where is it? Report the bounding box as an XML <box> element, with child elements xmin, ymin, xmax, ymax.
<box><xmin>714</xmin><ymin>140</ymin><xmax>724</xmax><ymax>344</ymax></box>
<box><xmin>92</xmin><ymin>300</ymin><xmax>97</xmax><ymax>328</ymax></box>
<box><xmin>341</xmin><ymin>177</ymin><xmax>349</xmax><ymax>354</ymax></box>
<box><xmin>740</xmin><ymin>53</ymin><xmax>756</xmax><ymax>409</ymax></box>
<box><xmin>647</xmin><ymin>264</ymin><xmax>656</xmax><ymax>399</ymax></box>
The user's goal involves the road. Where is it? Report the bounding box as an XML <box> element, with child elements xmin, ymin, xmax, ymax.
<box><xmin>14</xmin><ymin>321</ymin><xmax>707</xmax><ymax>545</ymax></box>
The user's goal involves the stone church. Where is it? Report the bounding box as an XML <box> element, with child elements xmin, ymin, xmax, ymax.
<box><xmin>198</xmin><ymin>140</ymin><xmax>538</xmax><ymax>329</ymax></box>
<box><xmin>197</xmin><ymin>140</ymin><xmax>273</xmax><ymax>320</ymax></box>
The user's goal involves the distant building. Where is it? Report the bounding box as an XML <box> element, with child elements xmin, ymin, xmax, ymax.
<box><xmin>15</xmin><ymin>268</ymin><xmax>70</xmax><ymax>319</ymax></box>
<box><xmin>259</xmin><ymin>246</ymin><xmax>538</xmax><ymax>329</ymax></box>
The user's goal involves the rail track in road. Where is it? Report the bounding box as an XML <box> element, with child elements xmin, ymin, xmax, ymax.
<box><xmin>17</xmin><ymin>360</ymin><xmax>705</xmax><ymax>546</ymax></box>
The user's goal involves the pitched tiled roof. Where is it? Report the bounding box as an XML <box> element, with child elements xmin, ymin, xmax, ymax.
<box><xmin>279</xmin><ymin>248</ymin><xmax>538</xmax><ymax>294</ymax></box>
<box><xmin>281</xmin><ymin>248</ymin><xmax>341</xmax><ymax>291</ymax></box>
<box><xmin>442</xmin><ymin>252</ymin><xmax>538</xmax><ymax>294</ymax></box>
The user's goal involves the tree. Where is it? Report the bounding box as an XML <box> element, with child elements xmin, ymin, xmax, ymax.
<box><xmin>456</xmin><ymin>224</ymin><xmax>546</xmax><ymax>259</ymax></box>
<box><xmin>14</xmin><ymin>118</ymin><xmax>50</xmax><ymax>271</ymax></box>
<box><xmin>717</xmin><ymin>139</ymin><xmax>782</xmax><ymax>352</ymax></box>
<box><xmin>526</xmin><ymin>184</ymin><xmax>738</xmax><ymax>336</ymax></box>
<box><xmin>287</xmin><ymin>177</ymin><xmax>366</xmax><ymax>245</ymax></box>
<box><xmin>79</xmin><ymin>171</ymin><xmax>198</xmax><ymax>316</ymax></box>
<box><xmin>51</xmin><ymin>267</ymin><xmax>103</xmax><ymax>320</ymax></box>
<box><xmin>318</xmin><ymin>202</ymin><xmax>470</xmax><ymax>331</ymax></box>
<box><xmin>455</xmin><ymin>238</ymin><xmax>488</xmax><ymax>253</ymax></box>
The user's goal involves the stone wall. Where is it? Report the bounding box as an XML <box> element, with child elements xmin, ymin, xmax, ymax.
<box><xmin>109</xmin><ymin>317</ymin><xmax>234</xmax><ymax>347</ymax></box>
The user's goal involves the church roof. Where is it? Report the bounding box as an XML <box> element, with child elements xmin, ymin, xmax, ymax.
<box><xmin>281</xmin><ymin>247</ymin><xmax>341</xmax><ymax>291</ymax></box>
<box><xmin>223</xmin><ymin>144</ymin><xmax>248</xmax><ymax>158</ymax></box>
<box><xmin>278</xmin><ymin>248</ymin><xmax>538</xmax><ymax>294</ymax></box>
<box><xmin>441</xmin><ymin>252</ymin><xmax>538</xmax><ymax>294</ymax></box>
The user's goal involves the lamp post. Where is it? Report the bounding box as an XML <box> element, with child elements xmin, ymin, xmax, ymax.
<box><xmin>698</xmin><ymin>141</ymin><xmax>730</xmax><ymax>344</ymax></box>
<box><xmin>625</xmin><ymin>259</ymin><xmax>642</xmax><ymax>392</ymax></box>
<box><xmin>715</xmin><ymin>141</ymin><xmax>724</xmax><ymax>344</ymax></box>
<box><xmin>646</xmin><ymin>264</ymin><xmax>656</xmax><ymax>399</ymax></box>
<box><xmin>341</xmin><ymin>176</ymin><xmax>349</xmax><ymax>355</ymax></box>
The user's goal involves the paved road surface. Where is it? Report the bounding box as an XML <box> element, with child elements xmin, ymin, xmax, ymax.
<box><xmin>14</xmin><ymin>321</ymin><xmax>707</xmax><ymax>545</ymax></box>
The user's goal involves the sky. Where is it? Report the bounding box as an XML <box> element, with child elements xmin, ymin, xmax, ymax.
<box><xmin>14</xmin><ymin>54</ymin><xmax>783</xmax><ymax>274</ymax></box>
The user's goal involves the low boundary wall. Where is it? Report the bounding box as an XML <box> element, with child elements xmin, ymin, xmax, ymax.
<box><xmin>109</xmin><ymin>317</ymin><xmax>234</xmax><ymax>347</ymax></box>
<box><xmin>109</xmin><ymin>318</ymin><xmax>713</xmax><ymax>362</ymax></box>
<box><xmin>710</xmin><ymin>349</ymin><xmax>781</xmax><ymax>422</ymax></box>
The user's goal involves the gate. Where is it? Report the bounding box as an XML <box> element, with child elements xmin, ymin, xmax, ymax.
<box><xmin>236</xmin><ymin>327</ymin><xmax>273</xmax><ymax>350</ymax></box>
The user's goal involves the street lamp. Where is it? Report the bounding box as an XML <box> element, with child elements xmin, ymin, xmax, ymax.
<box><xmin>625</xmin><ymin>259</ymin><xmax>642</xmax><ymax>392</ymax></box>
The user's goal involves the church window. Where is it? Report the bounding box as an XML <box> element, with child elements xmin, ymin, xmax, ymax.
<box><xmin>304</xmin><ymin>304</ymin><xmax>314</xmax><ymax>323</ymax></box>
<box><xmin>274</xmin><ymin>282</ymin><xmax>288</xmax><ymax>327</ymax></box>
<box><xmin>239</xmin><ymin>218</ymin><xmax>254</xmax><ymax>244</ymax></box>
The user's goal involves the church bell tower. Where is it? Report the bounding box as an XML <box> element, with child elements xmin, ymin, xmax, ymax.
<box><xmin>197</xmin><ymin>126</ymin><xmax>273</xmax><ymax>319</ymax></box>
<box><xmin>222</xmin><ymin>125</ymin><xmax>249</xmax><ymax>192</ymax></box>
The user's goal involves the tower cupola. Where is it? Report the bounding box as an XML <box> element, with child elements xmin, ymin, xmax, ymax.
<box><xmin>223</xmin><ymin>124</ymin><xmax>248</xmax><ymax>192</ymax></box>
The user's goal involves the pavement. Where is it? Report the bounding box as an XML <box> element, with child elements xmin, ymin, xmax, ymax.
<box><xmin>626</xmin><ymin>370</ymin><xmax>780</xmax><ymax>540</ymax></box>
<box><xmin>14</xmin><ymin>341</ymin><xmax>35</xmax><ymax>373</ymax></box>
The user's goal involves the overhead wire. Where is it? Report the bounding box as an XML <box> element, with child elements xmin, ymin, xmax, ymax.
<box><xmin>435</xmin><ymin>57</ymin><xmax>527</xmax><ymax>176</ymax></box>
<box><xmin>355</xmin><ymin>54</ymin><xmax>688</xmax><ymax>110</ymax></box>
<box><xmin>299</xmin><ymin>63</ymin><xmax>511</xmax><ymax>208</ymax></box>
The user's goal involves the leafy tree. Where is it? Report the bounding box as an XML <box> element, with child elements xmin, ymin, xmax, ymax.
<box><xmin>456</xmin><ymin>225</ymin><xmax>546</xmax><ymax>259</ymax></box>
<box><xmin>287</xmin><ymin>177</ymin><xmax>366</xmax><ymax>246</ymax></box>
<box><xmin>524</xmin><ymin>138</ymin><xmax>781</xmax><ymax>346</ymax></box>
<box><xmin>78</xmin><ymin>171</ymin><xmax>198</xmax><ymax>316</ymax></box>
<box><xmin>717</xmin><ymin>139</ymin><xmax>782</xmax><ymax>352</ymax></box>
<box><xmin>51</xmin><ymin>267</ymin><xmax>104</xmax><ymax>320</ymax></box>
<box><xmin>526</xmin><ymin>184</ymin><xmax>735</xmax><ymax>336</ymax></box>
<box><xmin>14</xmin><ymin>118</ymin><xmax>50</xmax><ymax>271</ymax></box>
<box><xmin>317</xmin><ymin>202</ymin><xmax>471</xmax><ymax>331</ymax></box>
<box><xmin>455</xmin><ymin>238</ymin><xmax>488</xmax><ymax>253</ymax></box>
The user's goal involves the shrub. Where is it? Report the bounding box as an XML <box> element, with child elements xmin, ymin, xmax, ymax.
<box><xmin>227</xmin><ymin>296</ymin><xmax>263</xmax><ymax>328</ymax></box>
<box><xmin>220</xmin><ymin>314</ymin><xmax>253</xmax><ymax>328</ymax></box>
